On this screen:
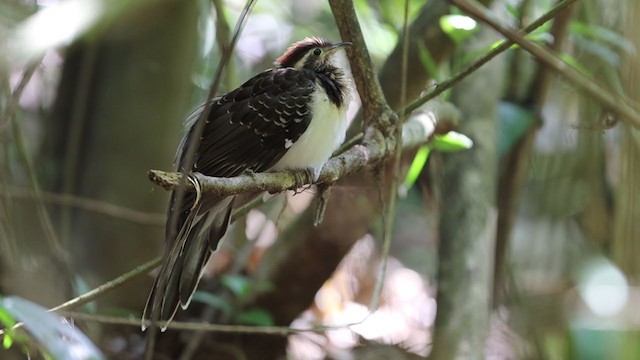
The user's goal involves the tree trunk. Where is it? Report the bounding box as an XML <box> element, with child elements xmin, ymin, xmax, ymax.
<box><xmin>612</xmin><ymin>0</ymin><xmax>640</xmax><ymax>278</ymax></box>
<box><xmin>430</xmin><ymin>28</ymin><xmax>503</xmax><ymax>359</ymax></box>
<box><xmin>48</xmin><ymin>0</ymin><xmax>199</xmax><ymax>313</ymax></box>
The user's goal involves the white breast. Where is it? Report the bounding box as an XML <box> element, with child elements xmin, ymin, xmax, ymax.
<box><xmin>270</xmin><ymin>82</ymin><xmax>349</xmax><ymax>181</ymax></box>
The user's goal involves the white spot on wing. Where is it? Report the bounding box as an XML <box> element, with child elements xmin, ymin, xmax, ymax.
<box><xmin>284</xmin><ymin>138</ymin><xmax>294</xmax><ymax>149</ymax></box>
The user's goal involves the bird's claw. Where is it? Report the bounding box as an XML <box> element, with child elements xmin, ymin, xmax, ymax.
<box><xmin>292</xmin><ymin>168</ymin><xmax>316</xmax><ymax>194</ymax></box>
<box><xmin>242</xmin><ymin>168</ymin><xmax>256</xmax><ymax>175</ymax></box>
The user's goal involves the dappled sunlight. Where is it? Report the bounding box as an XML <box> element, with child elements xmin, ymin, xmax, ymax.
<box><xmin>5</xmin><ymin>0</ymin><xmax>104</xmax><ymax>63</ymax></box>
<box><xmin>577</xmin><ymin>257</ymin><xmax>629</xmax><ymax>318</ymax></box>
<box><xmin>2</xmin><ymin>0</ymin><xmax>638</xmax><ymax>358</ymax></box>
<box><xmin>245</xmin><ymin>209</ymin><xmax>278</xmax><ymax>248</ymax></box>
<box><xmin>288</xmin><ymin>236</ymin><xmax>435</xmax><ymax>359</ymax></box>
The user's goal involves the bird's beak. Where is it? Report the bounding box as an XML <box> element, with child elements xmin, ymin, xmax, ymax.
<box><xmin>327</xmin><ymin>42</ymin><xmax>353</xmax><ymax>54</ymax></box>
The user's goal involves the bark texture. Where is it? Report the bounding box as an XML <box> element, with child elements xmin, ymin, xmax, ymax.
<box><xmin>49</xmin><ymin>0</ymin><xmax>199</xmax><ymax>311</ymax></box>
<box><xmin>430</xmin><ymin>28</ymin><xmax>503</xmax><ymax>359</ymax></box>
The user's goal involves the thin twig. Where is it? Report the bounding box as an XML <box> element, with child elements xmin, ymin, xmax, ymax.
<box><xmin>0</xmin><ymin>187</ymin><xmax>164</xmax><ymax>226</ymax></box>
<box><xmin>403</xmin><ymin>0</ymin><xmax>578</xmax><ymax>114</ymax></box>
<box><xmin>0</xmin><ymin>59</ymin><xmax>41</xmax><ymax>133</ymax></box>
<box><xmin>58</xmin><ymin>310</ymin><xmax>374</xmax><ymax>335</ymax></box>
<box><xmin>328</xmin><ymin>0</ymin><xmax>395</xmax><ymax>131</ymax></box>
<box><xmin>450</xmin><ymin>0</ymin><xmax>640</xmax><ymax>127</ymax></box>
<box><xmin>212</xmin><ymin>0</ymin><xmax>234</xmax><ymax>90</ymax></box>
<box><xmin>0</xmin><ymin>257</ymin><xmax>162</xmax><ymax>336</ymax></box>
<box><xmin>1</xmin><ymin>58</ymin><xmax>65</xmax><ymax>259</ymax></box>
<box><xmin>372</xmin><ymin>0</ymin><xmax>411</xmax><ymax>313</ymax></box>
<box><xmin>0</xmin><ymin>194</ymin><xmax>267</xmax><ymax>339</ymax></box>
<box><xmin>230</xmin><ymin>195</ymin><xmax>264</xmax><ymax>222</ymax></box>
<box><xmin>162</xmin><ymin>0</ymin><xmax>257</xmax><ymax>264</ymax></box>
<box><xmin>167</xmin><ymin>0</ymin><xmax>258</xmax><ymax>241</ymax></box>
<box><xmin>333</xmin><ymin>133</ymin><xmax>363</xmax><ymax>156</ymax></box>
<box><xmin>145</xmin><ymin>1</ymin><xmax>258</xmax><ymax>355</ymax></box>
<box><xmin>60</xmin><ymin>43</ymin><xmax>98</xmax><ymax>245</ymax></box>
<box><xmin>494</xmin><ymin>0</ymin><xmax>578</xmax><ymax>310</ymax></box>
<box><xmin>51</xmin><ymin>257</ymin><xmax>162</xmax><ymax>313</ymax></box>
<box><xmin>147</xmin><ymin>110</ymin><xmax>445</xmax><ymax>196</ymax></box>
<box><xmin>10</xmin><ymin>112</ymin><xmax>66</xmax><ymax>260</ymax></box>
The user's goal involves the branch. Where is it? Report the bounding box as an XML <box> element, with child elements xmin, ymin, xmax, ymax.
<box><xmin>328</xmin><ymin>0</ymin><xmax>393</xmax><ymax>131</ymax></box>
<box><xmin>50</xmin><ymin>257</ymin><xmax>162</xmax><ymax>313</ymax></box>
<box><xmin>0</xmin><ymin>257</ymin><xmax>162</xmax><ymax>337</ymax></box>
<box><xmin>0</xmin><ymin>59</ymin><xmax>41</xmax><ymax>133</ymax></box>
<box><xmin>58</xmin><ymin>310</ymin><xmax>371</xmax><ymax>335</ymax></box>
<box><xmin>150</xmin><ymin>0</ymin><xmax>416</xmax><ymax>204</ymax></box>
<box><xmin>148</xmin><ymin>103</ymin><xmax>459</xmax><ymax>195</ymax></box>
<box><xmin>450</xmin><ymin>0</ymin><xmax>640</xmax><ymax>128</ymax></box>
<box><xmin>0</xmin><ymin>186</ymin><xmax>164</xmax><ymax>226</ymax></box>
<box><xmin>404</xmin><ymin>0</ymin><xmax>577</xmax><ymax>114</ymax></box>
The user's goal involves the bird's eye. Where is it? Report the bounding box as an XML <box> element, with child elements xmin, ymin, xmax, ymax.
<box><xmin>313</xmin><ymin>48</ymin><xmax>322</xmax><ymax>56</ymax></box>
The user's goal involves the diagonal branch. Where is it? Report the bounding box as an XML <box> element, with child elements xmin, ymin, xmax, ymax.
<box><xmin>328</xmin><ymin>0</ymin><xmax>394</xmax><ymax>131</ymax></box>
<box><xmin>148</xmin><ymin>104</ymin><xmax>459</xmax><ymax>196</ymax></box>
<box><xmin>149</xmin><ymin>0</ymin><xmax>466</xmax><ymax>199</ymax></box>
<box><xmin>404</xmin><ymin>0</ymin><xmax>577</xmax><ymax>114</ymax></box>
<box><xmin>450</xmin><ymin>0</ymin><xmax>640</xmax><ymax>128</ymax></box>
<box><xmin>0</xmin><ymin>59</ymin><xmax>41</xmax><ymax>133</ymax></box>
<box><xmin>0</xmin><ymin>187</ymin><xmax>164</xmax><ymax>225</ymax></box>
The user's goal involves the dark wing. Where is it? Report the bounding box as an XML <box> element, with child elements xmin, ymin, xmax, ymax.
<box><xmin>180</xmin><ymin>67</ymin><xmax>317</xmax><ymax>177</ymax></box>
<box><xmin>168</xmin><ymin>67</ymin><xmax>317</xmax><ymax>241</ymax></box>
<box><xmin>143</xmin><ymin>67</ymin><xmax>316</xmax><ymax>329</ymax></box>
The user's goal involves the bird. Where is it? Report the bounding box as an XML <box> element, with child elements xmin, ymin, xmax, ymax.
<box><xmin>142</xmin><ymin>37</ymin><xmax>353</xmax><ymax>330</ymax></box>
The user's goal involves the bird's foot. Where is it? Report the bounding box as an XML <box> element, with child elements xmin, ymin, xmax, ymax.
<box><xmin>292</xmin><ymin>167</ymin><xmax>317</xmax><ymax>194</ymax></box>
<box><xmin>187</xmin><ymin>174</ymin><xmax>203</xmax><ymax>210</ymax></box>
<box><xmin>242</xmin><ymin>168</ymin><xmax>257</xmax><ymax>177</ymax></box>
<box><xmin>241</xmin><ymin>168</ymin><xmax>259</xmax><ymax>183</ymax></box>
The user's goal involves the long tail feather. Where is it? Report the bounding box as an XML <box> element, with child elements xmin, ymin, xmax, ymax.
<box><xmin>142</xmin><ymin>195</ymin><xmax>234</xmax><ymax>330</ymax></box>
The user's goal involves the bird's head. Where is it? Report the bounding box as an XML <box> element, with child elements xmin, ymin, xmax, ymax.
<box><xmin>275</xmin><ymin>37</ymin><xmax>352</xmax><ymax>71</ymax></box>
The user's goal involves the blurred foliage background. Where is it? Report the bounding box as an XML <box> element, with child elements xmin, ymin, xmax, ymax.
<box><xmin>0</xmin><ymin>0</ymin><xmax>639</xmax><ymax>359</ymax></box>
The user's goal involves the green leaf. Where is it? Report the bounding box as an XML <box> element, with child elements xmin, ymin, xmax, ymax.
<box><xmin>403</xmin><ymin>146</ymin><xmax>431</xmax><ymax>190</ymax></box>
<box><xmin>504</xmin><ymin>3</ymin><xmax>519</xmax><ymax>19</ymax></box>
<box><xmin>376</xmin><ymin>0</ymin><xmax>424</xmax><ymax>29</ymax></box>
<box><xmin>73</xmin><ymin>276</ymin><xmax>97</xmax><ymax>314</ymax></box>
<box><xmin>352</xmin><ymin>0</ymin><xmax>398</xmax><ymax>59</ymax></box>
<box><xmin>559</xmin><ymin>53</ymin><xmax>592</xmax><ymax>76</ymax></box>
<box><xmin>220</xmin><ymin>275</ymin><xmax>252</xmax><ymax>300</ymax></box>
<box><xmin>570</xmin><ymin>21</ymin><xmax>635</xmax><ymax>55</ymax></box>
<box><xmin>2</xmin><ymin>333</ymin><xmax>13</xmax><ymax>349</ymax></box>
<box><xmin>253</xmin><ymin>281</ymin><xmax>275</xmax><ymax>294</ymax></box>
<box><xmin>573</xmin><ymin>35</ymin><xmax>621</xmax><ymax>68</ymax></box>
<box><xmin>190</xmin><ymin>291</ymin><xmax>234</xmax><ymax>317</ymax></box>
<box><xmin>417</xmin><ymin>42</ymin><xmax>440</xmax><ymax>81</ymax></box>
<box><xmin>0</xmin><ymin>298</ymin><xmax>16</xmax><ymax>350</ymax></box>
<box><xmin>497</xmin><ymin>102</ymin><xmax>535</xmax><ymax>156</ymax></box>
<box><xmin>0</xmin><ymin>306</ymin><xmax>16</xmax><ymax>328</ymax></box>
<box><xmin>235</xmin><ymin>308</ymin><xmax>274</xmax><ymax>326</ymax></box>
<box><xmin>488</xmin><ymin>27</ymin><xmax>552</xmax><ymax>52</ymax></box>
<box><xmin>402</xmin><ymin>131</ymin><xmax>473</xmax><ymax>193</ymax></box>
<box><xmin>439</xmin><ymin>15</ymin><xmax>477</xmax><ymax>44</ymax></box>
<box><xmin>1</xmin><ymin>296</ymin><xmax>105</xmax><ymax>360</ymax></box>
<box><xmin>488</xmin><ymin>39</ymin><xmax>514</xmax><ymax>51</ymax></box>
<box><xmin>526</xmin><ymin>30</ymin><xmax>554</xmax><ymax>45</ymax></box>
<box><xmin>431</xmin><ymin>131</ymin><xmax>474</xmax><ymax>152</ymax></box>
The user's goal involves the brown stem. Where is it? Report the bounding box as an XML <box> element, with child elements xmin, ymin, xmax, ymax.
<box><xmin>147</xmin><ymin>108</ymin><xmax>454</xmax><ymax>196</ymax></box>
<box><xmin>450</xmin><ymin>0</ymin><xmax>640</xmax><ymax>127</ymax></box>
<box><xmin>328</xmin><ymin>0</ymin><xmax>397</xmax><ymax>132</ymax></box>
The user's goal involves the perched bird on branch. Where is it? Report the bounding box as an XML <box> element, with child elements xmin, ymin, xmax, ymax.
<box><xmin>143</xmin><ymin>37</ymin><xmax>353</xmax><ymax>329</ymax></box>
